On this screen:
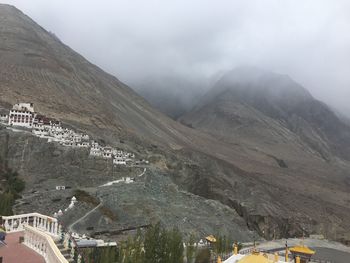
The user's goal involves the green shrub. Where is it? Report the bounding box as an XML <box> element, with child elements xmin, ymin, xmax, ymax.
<box><xmin>195</xmin><ymin>248</ymin><xmax>211</xmax><ymax>263</ymax></box>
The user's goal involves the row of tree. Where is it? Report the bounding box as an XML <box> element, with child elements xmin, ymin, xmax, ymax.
<box><xmin>79</xmin><ymin>223</ymin><xmax>241</xmax><ymax>263</ymax></box>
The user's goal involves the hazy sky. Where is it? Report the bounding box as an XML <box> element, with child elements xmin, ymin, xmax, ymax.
<box><xmin>2</xmin><ymin>0</ymin><xmax>350</xmax><ymax>115</ymax></box>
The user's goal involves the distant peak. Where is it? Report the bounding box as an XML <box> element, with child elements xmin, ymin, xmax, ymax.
<box><xmin>215</xmin><ymin>66</ymin><xmax>313</xmax><ymax>100</ymax></box>
<box><xmin>0</xmin><ymin>3</ymin><xmax>20</xmax><ymax>11</ymax></box>
<box><xmin>223</xmin><ymin>66</ymin><xmax>291</xmax><ymax>82</ymax></box>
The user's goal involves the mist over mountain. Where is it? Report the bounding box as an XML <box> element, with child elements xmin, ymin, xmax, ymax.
<box><xmin>131</xmin><ymin>75</ymin><xmax>208</xmax><ymax>119</ymax></box>
<box><xmin>1</xmin><ymin>3</ymin><xmax>350</xmax><ymax>248</ymax></box>
<box><xmin>181</xmin><ymin>67</ymin><xmax>350</xmax><ymax>161</ymax></box>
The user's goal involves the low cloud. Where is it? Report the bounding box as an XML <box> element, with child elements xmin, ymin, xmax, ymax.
<box><xmin>3</xmin><ymin>0</ymin><xmax>350</xmax><ymax>115</ymax></box>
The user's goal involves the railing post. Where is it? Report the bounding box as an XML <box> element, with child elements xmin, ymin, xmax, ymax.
<box><xmin>54</xmin><ymin>222</ymin><xmax>58</xmax><ymax>236</ymax></box>
<box><xmin>18</xmin><ymin>217</ymin><xmax>23</xmax><ymax>231</ymax></box>
<box><xmin>4</xmin><ymin>219</ymin><xmax>9</xmax><ymax>231</ymax></box>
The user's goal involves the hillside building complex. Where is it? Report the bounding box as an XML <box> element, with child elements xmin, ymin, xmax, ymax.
<box><xmin>0</xmin><ymin>103</ymin><xmax>139</xmax><ymax>166</ymax></box>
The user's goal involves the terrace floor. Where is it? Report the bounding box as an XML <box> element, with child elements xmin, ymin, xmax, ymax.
<box><xmin>0</xmin><ymin>231</ymin><xmax>45</xmax><ymax>263</ymax></box>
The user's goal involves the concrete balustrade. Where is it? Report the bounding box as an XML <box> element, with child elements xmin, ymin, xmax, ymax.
<box><xmin>24</xmin><ymin>225</ymin><xmax>69</xmax><ymax>263</ymax></box>
<box><xmin>2</xmin><ymin>212</ymin><xmax>60</xmax><ymax>237</ymax></box>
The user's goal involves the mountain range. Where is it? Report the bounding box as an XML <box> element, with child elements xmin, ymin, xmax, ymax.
<box><xmin>0</xmin><ymin>4</ymin><xmax>350</xmax><ymax>244</ymax></box>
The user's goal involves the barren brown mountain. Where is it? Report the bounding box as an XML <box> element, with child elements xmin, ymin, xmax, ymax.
<box><xmin>0</xmin><ymin>4</ymin><xmax>349</xmax><ymax>243</ymax></box>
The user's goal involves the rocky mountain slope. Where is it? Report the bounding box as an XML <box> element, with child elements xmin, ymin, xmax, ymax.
<box><xmin>1</xmin><ymin>4</ymin><xmax>350</xmax><ymax>244</ymax></box>
<box><xmin>180</xmin><ymin>67</ymin><xmax>350</xmax><ymax>162</ymax></box>
<box><xmin>179</xmin><ymin>67</ymin><xmax>350</xmax><ymax>243</ymax></box>
<box><xmin>0</xmin><ymin>4</ymin><xmax>194</xmax><ymax>149</ymax></box>
<box><xmin>0</xmin><ymin>127</ymin><xmax>254</xmax><ymax>240</ymax></box>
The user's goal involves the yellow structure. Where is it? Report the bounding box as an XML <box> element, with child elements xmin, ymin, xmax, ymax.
<box><xmin>217</xmin><ymin>256</ymin><xmax>222</xmax><ymax>263</ymax></box>
<box><xmin>285</xmin><ymin>246</ymin><xmax>289</xmax><ymax>262</ymax></box>
<box><xmin>289</xmin><ymin>244</ymin><xmax>315</xmax><ymax>263</ymax></box>
<box><xmin>237</xmin><ymin>252</ymin><xmax>271</xmax><ymax>263</ymax></box>
<box><xmin>274</xmin><ymin>252</ymin><xmax>279</xmax><ymax>262</ymax></box>
<box><xmin>289</xmin><ymin>245</ymin><xmax>315</xmax><ymax>255</ymax></box>
<box><xmin>233</xmin><ymin>243</ymin><xmax>238</xmax><ymax>255</ymax></box>
<box><xmin>205</xmin><ymin>235</ymin><xmax>217</xmax><ymax>243</ymax></box>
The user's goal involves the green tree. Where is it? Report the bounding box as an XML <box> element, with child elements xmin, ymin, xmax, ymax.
<box><xmin>0</xmin><ymin>165</ymin><xmax>25</xmax><ymax>216</ymax></box>
<box><xmin>195</xmin><ymin>248</ymin><xmax>211</xmax><ymax>263</ymax></box>
<box><xmin>0</xmin><ymin>192</ymin><xmax>14</xmax><ymax>215</ymax></box>
<box><xmin>166</xmin><ymin>228</ymin><xmax>183</xmax><ymax>263</ymax></box>
<box><xmin>186</xmin><ymin>233</ymin><xmax>196</xmax><ymax>263</ymax></box>
<box><xmin>144</xmin><ymin>223</ymin><xmax>162</xmax><ymax>263</ymax></box>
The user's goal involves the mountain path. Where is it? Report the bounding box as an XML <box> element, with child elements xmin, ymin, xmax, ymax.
<box><xmin>68</xmin><ymin>199</ymin><xmax>103</xmax><ymax>233</ymax></box>
<box><xmin>69</xmin><ymin>168</ymin><xmax>147</xmax><ymax>232</ymax></box>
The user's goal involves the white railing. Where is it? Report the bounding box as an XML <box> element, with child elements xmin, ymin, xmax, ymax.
<box><xmin>24</xmin><ymin>225</ymin><xmax>69</xmax><ymax>263</ymax></box>
<box><xmin>2</xmin><ymin>212</ymin><xmax>60</xmax><ymax>237</ymax></box>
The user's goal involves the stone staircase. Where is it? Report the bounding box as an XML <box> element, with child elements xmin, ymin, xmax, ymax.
<box><xmin>55</xmin><ymin>240</ymin><xmax>74</xmax><ymax>262</ymax></box>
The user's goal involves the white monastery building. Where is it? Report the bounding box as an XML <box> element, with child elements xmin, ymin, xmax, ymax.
<box><xmin>8</xmin><ymin>102</ymin><xmax>35</xmax><ymax>128</ymax></box>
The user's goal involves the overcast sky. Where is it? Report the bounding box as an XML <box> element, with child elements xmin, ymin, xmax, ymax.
<box><xmin>2</xmin><ymin>0</ymin><xmax>350</xmax><ymax>115</ymax></box>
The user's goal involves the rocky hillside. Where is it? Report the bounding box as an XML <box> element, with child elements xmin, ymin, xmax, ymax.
<box><xmin>180</xmin><ymin>67</ymin><xmax>350</xmax><ymax>162</ymax></box>
<box><xmin>1</xmin><ymin>4</ymin><xmax>350</xmax><ymax>244</ymax></box>
<box><xmin>0</xmin><ymin>4</ymin><xmax>195</xmax><ymax>149</ymax></box>
<box><xmin>0</xmin><ymin>127</ymin><xmax>254</xmax><ymax>240</ymax></box>
<box><xmin>179</xmin><ymin>67</ymin><xmax>350</xmax><ymax>243</ymax></box>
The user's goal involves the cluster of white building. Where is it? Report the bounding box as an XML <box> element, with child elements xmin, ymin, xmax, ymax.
<box><xmin>32</xmin><ymin>115</ymin><xmax>91</xmax><ymax>148</ymax></box>
<box><xmin>90</xmin><ymin>141</ymin><xmax>135</xmax><ymax>165</ymax></box>
<box><xmin>0</xmin><ymin>103</ymin><xmax>139</xmax><ymax>166</ymax></box>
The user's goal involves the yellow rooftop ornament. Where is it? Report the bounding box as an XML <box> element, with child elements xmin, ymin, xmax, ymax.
<box><xmin>205</xmin><ymin>235</ymin><xmax>217</xmax><ymax>243</ymax></box>
<box><xmin>289</xmin><ymin>244</ymin><xmax>315</xmax><ymax>263</ymax></box>
<box><xmin>233</xmin><ymin>242</ymin><xmax>238</xmax><ymax>255</ymax></box>
<box><xmin>289</xmin><ymin>245</ymin><xmax>315</xmax><ymax>255</ymax></box>
<box><xmin>285</xmin><ymin>240</ymin><xmax>289</xmax><ymax>262</ymax></box>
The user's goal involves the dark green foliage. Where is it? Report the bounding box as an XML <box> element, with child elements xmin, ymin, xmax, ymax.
<box><xmin>194</xmin><ymin>248</ymin><xmax>211</xmax><ymax>263</ymax></box>
<box><xmin>73</xmin><ymin>248</ymin><xmax>78</xmax><ymax>263</ymax></box>
<box><xmin>85</xmin><ymin>246</ymin><xmax>118</xmax><ymax>263</ymax></box>
<box><xmin>186</xmin><ymin>233</ymin><xmax>197</xmax><ymax>263</ymax></box>
<box><xmin>116</xmin><ymin>223</ymin><xmax>184</xmax><ymax>263</ymax></box>
<box><xmin>214</xmin><ymin>235</ymin><xmax>233</xmax><ymax>256</ymax></box>
<box><xmin>0</xmin><ymin>192</ymin><xmax>14</xmax><ymax>215</ymax></box>
<box><xmin>166</xmin><ymin>228</ymin><xmax>184</xmax><ymax>263</ymax></box>
<box><xmin>144</xmin><ymin>222</ymin><xmax>163</xmax><ymax>263</ymax></box>
<box><xmin>4</xmin><ymin>170</ymin><xmax>25</xmax><ymax>195</ymax></box>
<box><xmin>0</xmin><ymin>163</ymin><xmax>25</xmax><ymax>216</ymax></box>
<box><xmin>118</xmin><ymin>234</ymin><xmax>144</xmax><ymax>263</ymax></box>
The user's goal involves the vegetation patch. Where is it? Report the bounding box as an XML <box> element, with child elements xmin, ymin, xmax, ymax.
<box><xmin>99</xmin><ymin>205</ymin><xmax>118</xmax><ymax>221</ymax></box>
<box><xmin>74</xmin><ymin>189</ymin><xmax>99</xmax><ymax>206</ymax></box>
<box><xmin>79</xmin><ymin>224</ymin><xmax>241</xmax><ymax>263</ymax></box>
<box><xmin>74</xmin><ymin>189</ymin><xmax>118</xmax><ymax>221</ymax></box>
<box><xmin>0</xmin><ymin>160</ymin><xmax>25</xmax><ymax>216</ymax></box>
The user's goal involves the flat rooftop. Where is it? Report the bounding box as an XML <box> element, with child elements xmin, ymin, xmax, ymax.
<box><xmin>0</xmin><ymin>231</ymin><xmax>45</xmax><ymax>263</ymax></box>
